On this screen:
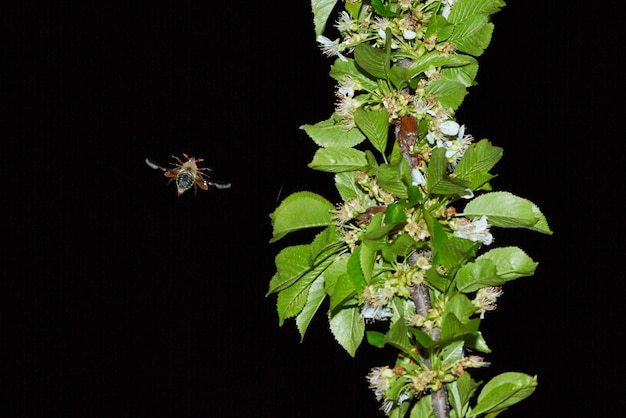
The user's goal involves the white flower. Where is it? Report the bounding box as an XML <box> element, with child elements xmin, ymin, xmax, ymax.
<box><xmin>412</xmin><ymin>250</ymin><xmax>432</xmax><ymax>270</ymax></box>
<box><xmin>459</xmin><ymin>189</ymin><xmax>474</xmax><ymax>200</ymax></box>
<box><xmin>316</xmin><ymin>35</ymin><xmax>347</xmax><ymax>62</ymax></box>
<box><xmin>367</xmin><ymin>367</ymin><xmax>393</xmax><ymax>401</ymax></box>
<box><xmin>337</xmin><ymin>78</ymin><xmax>359</xmax><ymax>98</ymax></box>
<box><xmin>335</xmin><ymin>11</ymin><xmax>353</xmax><ymax>33</ymax></box>
<box><xmin>440</xmin><ymin>120</ymin><xmax>460</xmax><ymax>136</ymax></box>
<box><xmin>373</xmin><ymin>17</ymin><xmax>390</xmax><ymax>33</ymax></box>
<box><xmin>436</xmin><ymin>122</ymin><xmax>473</xmax><ymax>165</ymax></box>
<box><xmin>442</xmin><ymin>0</ymin><xmax>458</xmax><ymax>19</ymax></box>
<box><xmin>453</xmin><ymin>215</ymin><xmax>493</xmax><ymax>245</ymax></box>
<box><xmin>411</xmin><ymin>167</ymin><xmax>426</xmax><ymax>186</ymax></box>
<box><xmin>403</xmin><ymin>29</ymin><xmax>417</xmax><ymax>40</ymax></box>
<box><xmin>335</xmin><ymin>93</ymin><xmax>360</xmax><ymax>128</ymax></box>
<box><xmin>361</xmin><ymin>303</ymin><xmax>393</xmax><ymax>322</ymax></box>
<box><xmin>413</xmin><ymin>98</ymin><xmax>435</xmax><ymax>117</ymax></box>
<box><xmin>474</xmin><ymin>286</ymin><xmax>504</xmax><ymax>319</ymax></box>
<box><xmin>381</xmin><ymin>400</ymin><xmax>394</xmax><ymax>415</ymax></box>
<box><xmin>426</xmin><ymin>130</ymin><xmax>436</xmax><ymax>145</ymax></box>
<box><xmin>397</xmin><ymin>390</ymin><xmax>412</xmax><ymax>406</ymax></box>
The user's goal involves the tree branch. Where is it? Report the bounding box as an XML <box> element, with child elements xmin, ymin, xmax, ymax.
<box><xmin>405</xmin><ymin>133</ymin><xmax>450</xmax><ymax>418</ymax></box>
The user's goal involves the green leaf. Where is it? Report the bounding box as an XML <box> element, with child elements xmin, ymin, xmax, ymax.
<box><xmin>354</xmin><ymin>43</ymin><xmax>388</xmax><ymax>79</ymax></box>
<box><xmin>347</xmin><ymin>245</ymin><xmax>368</xmax><ymax>292</ymax></box>
<box><xmin>377</xmin><ymin>160</ymin><xmax>410</xmax><ymax>199</ymax></box>
<box><xmin>277</xmin><ymin>266</ymin><xmax>319</xmax><ymax>325</ymax></box>
<box><xmin>270</xmin><ymin>192</ymin><xmax>335</xmax><ymax>242</ymax></box>
<box><xmin>311</xmin><ymin>0</ymin><xmax>339</xmax><ymax>37</ymax></box>
<box><xmin>344</xmin><ymin>1</ymin><xmax>361</xmax><ymax>20</ymax></box>
<box><xmin>447</xmin><ymin>0</ymin><xmax>505</xmax><ymax>25</ymax></box>
<box><xmin>330</xmin><ymin>58</ymin><xmax>379</xmax><ymax>91</ymax></box>
<box><xmin>440</xmin><ymin>312</ymin><xmax>467</xmax><ymax>340</ymax></box>
<box><xmin>441</xmin><ymin>59</ymin><xmax>479</xmax><ymax>87</ymax></box>
<box><xmin>456</xmin><ymin>247</ymin><xmax>537</xmax><ymax>293</ymax></box>
<box><xmin>439</xmin><ymin>236</ymin><xmax>478</xmax><ymax>276</ymax></box>
<box><xmin>366</xmin><ymin>330</ymin><xmax>386</xmax><ymax>348</ymax></box>
<box><xmin>296</xmin><ymin>274</ymin><xmax>327</xmax><ymax>339</ymax></box>
<box><xmin>424</xmin><ymin>14</ymin><xmax>454</xmax><ymax>42</ymax></box>
<box><xmin>467</xmin><ymin>330</ymin><xmax>491</xmax><ymax>353</ymax></box>
<box><xmin>425</xmin><ymin>78</ymin><xmax>468</xmax><ymax>111</ymax></box>
<box><xmin>454</xmin><ymin>139</ymin><xmax>502</xmax><ymax>190</ymax></box>
<box><xmin>329</xmin><ymin>272</ymin><xmax>357</xmax><ymax>312</ymax></box>
<box><xmin>388</xmin><ymin>233</ymin><xmax>417</xmax><ymax>258</ymax></box>
<box><xmin>360</xmin><ymin>241</ymin><xmax>378</xmax><ymax>283</ymax></box>
<box><xmin>441</xmin><ymin>340</ymin><xmax>465</xmax><ymax>365</ymax></box>
<box><xmin>410</xmin><ymin>327</ymin><xmax>434</xmax><ymax>348</ymax></box>
<box><xmin>425</xmin><ymin>267</ymin><xmax>450</xmax><ymax>293</ymax></box>
<box><xmin>371</xmin><ymin>0</ymin><xmax>398</xmax><ymax>17</ymax></box>
<box><xmin>325</xmin><ymin>256</ymin><xmax>358</xmax><ymax>311</ymax></box>
<box><xmin>268</xmin><ymin>245</ymin><xmax>312</xmax><ymax>295</ymax></box>
<box><xmin>446</xmin><ymin>0</ymin><xmax>505</xmax><ymax>56</ymax></box>
<box><xmin>353</xmin><ymin>107</ymin><xmax>390</xmax><ymax>155</ymax></box>
<box><xmin>478</xmin><ymin>247</ymin><xmax>538</xmax><ymax>280</ymax></box>
<box><xmin>462</xmin><ymin>191</ymin><xmax>552</xmax><ymax>234</ymax></box>
<box><xmin>385</xmin><ymin>203</ymin><xmax>407</xmax><ymax>224</ymax></box>
<box><xmin>310</xmin><ymin>227</ymin><xmax>342</xmax><ymax>262</ymax></box>
<box><xmin>410</xmin><ymin>395</ymin><xmax>434</xmax><ymax>417</ymax></box>
<box><xmin>470</xmin><ymin>372</ymin><xmax>538</xmax><ymax>417</ymax></box>
<box><xmin>309</xmin><ymin>147</ymin><xmax>369</xmax><ymax>173</ymax></box>
<box><xmin>389</xmin><ymin>64</ymin><xmax>410</xmax><ymax>89</ymax></box>
<box><xmin>423</xmin><ymin>211</ymin><xmax>447</xmax><ymax>266</ymax></box>
<box><xmin>407</xmin><ymin>51</ymin><xmax>474</xmax><ymax>80</ymax></box>
<box><xmin>449</xmin><ymin>15</ymin><xmax>494</xmax><ymax>56</ymax></box>
<box><xmin>334</xmin><ymin>171</ymin><xmax>369</xmax><ymax>202</ymax></box>
<box><xmin>385</xmin><ymin>318</ymin><xmax>412</xmax><ymax>354</ymax></box>
<box><xmin>301</xmin><ymin>117</ymin><xmax>366</xmax><ymax>148</ymax></box>
<box><xmin>445</xmin><ymin>293</ymin><xmax>478</xmax><ymax>324</ymax></box>
<box><xmin>361</xmin><ymin>212</ymin><xmax>397</xmax><ymax>243</ymax></box>
<box><xmin>329</xmin><ymin>306</ymin><xmax>365</xmax><ymax>356</ymax></box>
<box><xmin>448</xmin><ymin>372</ymin><xmax>480</xmax><ymax>417</ymax></box>
<box><xmin>427</xmin><ymin>147</ymin><xmax>472</xmax><ymax>196</ymax></box>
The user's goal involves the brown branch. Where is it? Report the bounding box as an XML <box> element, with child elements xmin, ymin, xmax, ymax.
<box><xmin>404</xmin><ymin>126</ymin><xmax>450</xmax><ymax>418</ymax></box>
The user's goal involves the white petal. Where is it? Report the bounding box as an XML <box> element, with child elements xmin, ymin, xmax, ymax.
<box><xmin>411</xmin><ymin>168</ymin><xmax>426</xmax><ymax>185</ymax></box>
<box><xmin>440</xmin><ymin>120</ymin><xmax>460</xmax><ymax>135</ymax></box>
<box><xmin>316</xmin><ymin>35</ymin><xmax>332</xmax><ymax>46</ymax></box>
<box><xmin>460</xmin><ymin>189</ymin><xmax>474</xmax><ymax>199</ymax></box>
<box><xmin>403</xmin><ymin>30</ymin><xmax>416</xmax><ymax>40</ymax></box>
<box><xmin>426</xmin><ymin>131</ymin><xmax>436</xmax><ymax>144</ymax></box>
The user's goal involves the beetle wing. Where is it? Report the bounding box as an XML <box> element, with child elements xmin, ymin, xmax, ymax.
<box><xmin>145</xmin><ymin>158</ymin><xmax>166</xmax><ymax>171</ymax></box>
<box><xmin>163</xmin><ymin>169</ymin><xmax>178</xmax><ymax>178</ymax></box>
<box><xmin>195</xmin><ymin>177</ymin><xmax>209</xmax><ymax>190</ymax></box>
<box><xmin>207</xmin><ymin>180</ymin><xmax>232</xmax><ymax>189</ymax></box>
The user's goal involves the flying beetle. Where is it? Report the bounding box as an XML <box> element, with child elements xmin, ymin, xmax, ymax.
<box><xmin>145</xmin><ymin>153</ymin><xmax>231</xmax><ymax>196</ymax></box>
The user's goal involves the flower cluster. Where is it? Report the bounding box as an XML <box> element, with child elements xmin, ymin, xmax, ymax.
<box><xmin>367</xmin><ymin>353</ymin><xmax>490</xmax><ymax>415</ymax></box>
<box><xmin>317</xmin><ymin>1</ymin><xmax>462</xmax><ymax>125</ymax></box>
<box><xmin>360</xmin><ymin>255</ymin><xmax>432</xmax><ymax>322</ymax></box>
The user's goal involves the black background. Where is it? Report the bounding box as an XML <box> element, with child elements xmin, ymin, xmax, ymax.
<box><xmin>6</xmin><ymin>2</ymin><xmax>623</xmax><ymax>417</ymax></box>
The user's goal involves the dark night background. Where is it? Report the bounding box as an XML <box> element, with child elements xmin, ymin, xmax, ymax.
<box><xmin>5</xmin><ymin>2</ymin><xmax>623</xmax><ymax>417</ymax></box>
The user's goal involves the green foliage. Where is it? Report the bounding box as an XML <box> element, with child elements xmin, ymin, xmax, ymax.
<box><xmin>270</xmin><ymin>0</ymin><xmax>550</xmax><ymax>416</ymax></box>
<box><xmin>311</xmin><ymin>0</ymin><xmax>338</xmax><ymax>37</ymax></box>
<box><xmin>269</xmin><ymin>191</ymin><xmax>335</xmax><ymax>242</ymax></box>
<box><xmin>455</xmin><ymin>247</ymin><xmax>537</xmax><ymax>293</ymax></box>
<box><xmin>470</xmin><ymin>373</ymin><xmax>538</xmax><ymax>416</ymax></box>
<box><xmin>462</xmin><ymin>192</ymin><xmax>552</xmax><ymax>234</ymax></box>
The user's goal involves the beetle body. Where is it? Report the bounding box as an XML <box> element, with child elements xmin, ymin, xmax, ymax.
<box><xmin>146</xmin><ymin>153</ymin><xmax>231</xmax><ymax>196</ymax></box>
